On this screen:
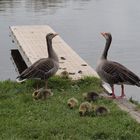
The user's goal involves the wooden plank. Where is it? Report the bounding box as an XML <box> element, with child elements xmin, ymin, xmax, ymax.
<box><xmin>10</xmin><ymin>25</ymin><xmax>99</xmax><ymax>80</ymax></box>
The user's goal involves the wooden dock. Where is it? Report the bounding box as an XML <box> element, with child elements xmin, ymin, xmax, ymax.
<box><xmin>10</xmin><ymin>25</ymin><xmax>98</xmax><ymax>80</ymax></box>
<box><xmin>10</xmin><ymin>25</ymin><xmax>140</xmax><ymax>123</ymax></box>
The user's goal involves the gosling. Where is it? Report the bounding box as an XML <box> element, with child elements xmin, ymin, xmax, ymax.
<box><xmin>60</xmin><ymin>71</ymin><xmax>69</xmax><ymax>79</ymax></box>
<box><xmin>67</xmin><ymin>97</ymin><xmax>78</xmax><ymax>109</ymax></box>
<box><xmin>95</xmin><ymin>106</ymin><xmax>109</xmax><ymax>116</ymax></box>
<box><xmin>79</xmin><ymin>102</ymin><xmax>93</xmax><ymax>116</ymax></box>
<box><xmin>32</xmin><ymin>88</ymin><xmax>53</xmax><ymax>100</ymax></box>
<box><xmin>83</xmin><ymin>91</ymin><xmax>99</xmax><ymax>102</ymax></box>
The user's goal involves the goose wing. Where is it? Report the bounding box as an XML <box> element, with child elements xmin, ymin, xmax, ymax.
<box><xmin>102</xmin><ymin>61</ymin><xmax>140</xmax><ymax>85</ymax></box>
<box><xmin>17</xmin><ymin>58</ymin><xmax>57</xmax><ymax>80</ymax></box>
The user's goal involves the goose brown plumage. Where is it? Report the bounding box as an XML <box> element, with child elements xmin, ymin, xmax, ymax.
<box><xmin>16</xmin><ymin>33</ymin><xmax>59</xmax><ymax>89</ymax></box>
<box><xmin>96</xmin><ymin>32</ymin><xmax>140</xmax><ymax>99</ymax></box>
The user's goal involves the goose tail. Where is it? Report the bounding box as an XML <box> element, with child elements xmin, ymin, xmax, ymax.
<box><xmin>16</xmin><ymin>76</ymin><xmax>26</xmax><ymax>83</ymax></box>
<box><xmin>136</xmin><ymin>81</ymin><xmax>140</xmax><ymax>87</ymax></box>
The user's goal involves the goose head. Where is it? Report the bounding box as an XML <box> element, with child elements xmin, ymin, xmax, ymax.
<box><xmin>101</xmin><ymin>32</ymin><xmax>112</xmax><ymax>40</ymax></box>
<box><xmin>46</xmin><ymin>33</ymin><xmax>58</xmax><ymax>40</ymax></box>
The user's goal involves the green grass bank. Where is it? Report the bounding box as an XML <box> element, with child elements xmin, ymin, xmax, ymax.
<box><xmin>0</xmin><ymin>76</ymin><xmax>140</xmax><ymax>140</ymax></box>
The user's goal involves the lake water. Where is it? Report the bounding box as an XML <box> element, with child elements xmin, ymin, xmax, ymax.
<box><xmin>0</xmin><ymin>0</ymin><xmax>140</xmax><ymax>101</ymax></box>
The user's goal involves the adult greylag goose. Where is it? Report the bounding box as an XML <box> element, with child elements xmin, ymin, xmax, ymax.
<box><xmin>96</xmin><ymin>32</ymin><xmax>140</xmax><ymax>99</ymax></box>
<box><xmin>16</xmin><ymin>33</ymin><xmax>59</xmax><ymax>90</ymax></box>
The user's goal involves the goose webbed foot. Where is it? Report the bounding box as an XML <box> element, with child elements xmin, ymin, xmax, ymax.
<box><xmin>108</xmin><ymin>93</ymin><xmax>126</xmax><ymax>99</ymax></box>
<box><xmin>108</xmin><ymin>95</ymin><xmax>116</xmax><ymax>99</ymax></box>
<box><xmin>114</xmin><ymin>85</ymin><xmax>126</xmax><ymax>99</ymax></box>
<box><xmin>116</xmin><ymin>94</ymin><xmax>126</xmax><ymax>99</ymax></box>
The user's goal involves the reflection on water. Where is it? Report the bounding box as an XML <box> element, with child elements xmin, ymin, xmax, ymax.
<box><xmin>0</xmin><ymin>0</ymin><xmax>140</xmax><ymax>101</ymax></box>
<box><xmin>25</xmin><ymin>0</ymin><xmax>68</xmax><ymax>13</ymax></box>
<box><xmin>0</xmin><ymin>0</ymin><xmax>20</xmax><ymax>11</ymax></box>
<box><xmin>0</xmin><ymin>0</ymin><xmax>67</xmax><ymax>14</ymax></box>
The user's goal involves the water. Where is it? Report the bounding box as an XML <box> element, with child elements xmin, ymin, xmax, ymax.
<box><xmin>0</xmin><ymin>0</ymin><xmax>140</xmax><ymax>101</ymax></box>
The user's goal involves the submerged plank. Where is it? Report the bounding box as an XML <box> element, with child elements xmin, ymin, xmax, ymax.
<box><xmin>10</xmin><ymin>25</ymin><xmax>98</xmax><ymax>79</ymax></box>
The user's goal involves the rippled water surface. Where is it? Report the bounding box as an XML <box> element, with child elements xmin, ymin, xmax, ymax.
<box><xmin>0</xmin><ymin>0</ymin><xmax>140</xmax><ymax>100</ymax></box>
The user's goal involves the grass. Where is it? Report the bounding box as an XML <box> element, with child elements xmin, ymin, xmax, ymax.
<box><xmin>0</xmin><ymin>76</ymin><xmax>140</xmax><ymax>140</ymax></box>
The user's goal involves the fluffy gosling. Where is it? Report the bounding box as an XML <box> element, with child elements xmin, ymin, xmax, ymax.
<box><xmin>79</xmin><ymin>102</ymin><xmax>93</xmax><ymax>116</ymax></box>
<box><xmin>83</xmin><ymin>91</ymin><xmax>99</xmax><ymax>102</ymax></box>
<box><xmin>60</xmin><ymin>71</ymin><xmax>69</xmax><ymax>79</ymax></box>
<box><xmin>67</xmin><ymin>97</ymin><xmax>78</xmax><ymax>109</ymax></box>
<box><xmin>95</xmin><ymin>106</ymin><xmax>109</xmax><ymax>116</ymax></box>
<box><xmin>32</xmin><ymin>88</ymin><xmax>53</xmax><ymax>100</ymax></box>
